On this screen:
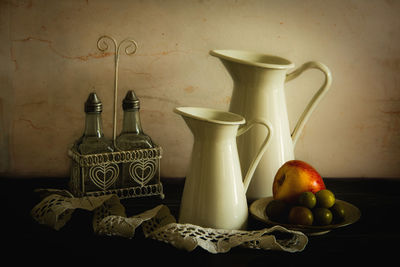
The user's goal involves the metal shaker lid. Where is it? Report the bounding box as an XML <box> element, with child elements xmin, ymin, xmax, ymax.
<box><xmin>84</xmin><ymin>92</ymin><xmax>102</xmax><ymax>113</ymax></box>
<box><xmin>122</xmin><ymin>90</ymin><xmax>140</xmax><ymax>110</ymax></box>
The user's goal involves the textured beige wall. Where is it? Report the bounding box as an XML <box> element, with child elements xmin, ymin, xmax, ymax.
<box><xmin>1</xmin><ymin>0</ymin><xmax>399</xmax><ymax>178</ymax></box>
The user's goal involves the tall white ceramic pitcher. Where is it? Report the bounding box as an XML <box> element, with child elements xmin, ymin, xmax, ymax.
<box><xmin>174</xmin><ymin>107</ymin><xmax>272</xmax><ymax>230</ymax></box>
<box><xmin>210</xmin><ymin>50</ymin><xmax>332</xmax><ymax>200</ymax></box>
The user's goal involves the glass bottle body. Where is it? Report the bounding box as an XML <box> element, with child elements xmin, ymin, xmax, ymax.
<box><xmin>75</xmin><ymin>113</ymin><xmax>114</xmax><ymax>155</ymax></box>
<box><xmin>116</xmin><ymin>110</ymin><xmax>153</xmax><ymax>150</ymax></box>
<box><xmin>116</xmin><ymin>109</ymin><xmax>155</xmax><ymax>187</ymax></box>
<box><xmin>73</xmin><ymin>107</ymin><xmax>116</xmax><ymax>192</ymax></box>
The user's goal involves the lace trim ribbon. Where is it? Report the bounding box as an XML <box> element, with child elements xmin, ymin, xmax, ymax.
<box><xmin>31</xmin><ymin>190</ymin><xmax>307</xmax><ymax>253</ymax></box>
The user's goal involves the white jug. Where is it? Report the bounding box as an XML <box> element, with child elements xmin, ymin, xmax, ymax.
<box><xmin>210</xmin><ymin>50</ymin><xmax>332</xmax><ymax>201</ymax></box>
<box><xmin>174</xmin><ymin>107</ymin><xmax>272</xmax><ymax>230</ymax></box>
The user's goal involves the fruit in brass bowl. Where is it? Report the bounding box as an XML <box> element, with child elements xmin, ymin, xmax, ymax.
<box><xmin>313</xmin><ymin>208</ymin><xmax>333</xmax><ymax>225</ymax></box>
<box><xmin>298</xmin><ymin>191</ymin><xmax>317</xmax><ymax>209</ymax></box>
<box><xmin>266</xmin><ymin>161</ymin><xmax>346</xmax><ymax>227</ymax></box>
<box><xmin>288</xmin><ymin>206</ymin><xmax>313</xmax><ymax>226</ymax></box>
<box><xmin>316</xmin><ymin>189</ymin><xmax>336</xmax><ymax>208</ymax></box>
<box><xmin>266</xmin><ymin>189</ymin><xmax>344</xmax><ymax>226</ymax></box>
<box><xmin>331</xmin><ymin>202</ymin><xmax>346</xmax><ymax>223</ymax></box>
<box><xmin>272</xmin><ymin>160</ymin><xmax>326</xmax><ymax>204</ymax></box>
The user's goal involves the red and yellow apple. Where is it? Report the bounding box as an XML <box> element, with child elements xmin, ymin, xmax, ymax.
<box><xmin>272</xmin><ymin>160</ymin><xmax>326</xmax><ymax>203</ymax></box>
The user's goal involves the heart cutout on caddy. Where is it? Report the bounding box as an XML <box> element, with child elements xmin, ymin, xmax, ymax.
<box><xmin>129</xmin><ymin>159</ymin><xmax>157</xmax><ymax>186</ymax></box>
<box><xmin>89</xmin><ymin>163</ymin><xmax>119</xmax><ymax>190</ymax></box>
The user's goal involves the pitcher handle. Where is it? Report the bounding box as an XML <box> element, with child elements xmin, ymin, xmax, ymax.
<box><xmin>237</xmin><ymin>119</ymin><xmax>273</xmax><ymax>193</ymax></box>
<box><xmin>285</xmin><ymin>61</ymin><xmax>332</xmax><ymax>146</ymax></box>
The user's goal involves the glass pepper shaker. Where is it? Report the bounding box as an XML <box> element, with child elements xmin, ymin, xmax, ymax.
<box><xmin>74</xmin><ymin>92</ymin><xmax>114</xmax><ymax>155</ymax></box>
<box><xmin>116</xmin><ymin>90</ymin><xmax>154</xmax><ymax>150</ymax></box>
<box><xmin>116</xmin><ymin>90</ymin><xmax>155</xmax><ymax>187</ymax></box>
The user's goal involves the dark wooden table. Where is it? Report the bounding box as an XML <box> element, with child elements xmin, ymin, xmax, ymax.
<box><xmin>1</xmin><ymin>177</ymin><xmax>399</xmax><ymax>265</ymax></box>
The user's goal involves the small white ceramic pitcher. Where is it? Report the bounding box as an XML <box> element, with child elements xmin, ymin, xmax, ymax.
<box><xmin>174</xmin><ymin>107</ymin><xmax>272</xmax><ymax>230</ymax></box>
<box><xmin>210</xmin><ymin>50</ymin><xmax>332</xmax><ymax>201</ymax></box>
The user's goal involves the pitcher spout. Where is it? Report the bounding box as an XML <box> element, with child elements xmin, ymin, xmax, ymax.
<box><xmin>210</xmin><ymin>50</ymin><xmax>294</xmax><ymax>70</ymax></box>
<box><xmin>210</xmin><ymin>50</ymin><xmax>292</xmax><ymax>91</ymax></box>
<box><xmin>173</xmin><ymin>107</ymin><xmax>246</xmax><ymax>140</ymax></box>
<box><xmin>173</xmin><ymin>107</ymin><xmax>245</xmax><ymax>127</ymax></box>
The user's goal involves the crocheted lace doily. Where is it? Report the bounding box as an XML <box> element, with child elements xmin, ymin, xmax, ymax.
<box><xmin>31</xmin><ymin>190</ymin><xmax>307</xmax><ymax>253</ymax></box>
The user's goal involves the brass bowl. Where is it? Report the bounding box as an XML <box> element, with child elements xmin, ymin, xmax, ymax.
<box><xmin>249</xmin><ymin>196</ymin><xmax>361</xmax><ymax>236</ymax></box>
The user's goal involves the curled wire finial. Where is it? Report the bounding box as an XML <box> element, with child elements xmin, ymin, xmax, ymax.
<box><xmin>119</xmin><ymin>38</ymin><xmax>138</xmax><ymax>56</ymax></box>
<box><xmin>97</xmin><ymin>36</ymin><xmax>138</xmax><ymax>57</ymax></box>
<box><xmin>97</xmin><ymin>35</ymin><xmax>117</xmax><ymax>53</ymax></box>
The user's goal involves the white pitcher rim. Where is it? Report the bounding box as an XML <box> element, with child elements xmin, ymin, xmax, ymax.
<box><xmin>174</xmin><ymin>107</ymin><xmax>245</xmax><ymax>125</ymax></box>
<box><xmin>210</xmin><ymin>49</ymin><xmax>295</xmax><ymax>69</ymax></box>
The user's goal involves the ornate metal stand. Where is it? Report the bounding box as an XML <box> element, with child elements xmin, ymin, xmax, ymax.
<box><xmin>68</xmin><ymin>36</ymin><xmax>164</xmax><ymax>199</ymax></box>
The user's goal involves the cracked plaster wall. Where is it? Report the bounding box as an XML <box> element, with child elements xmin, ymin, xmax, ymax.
<box><xmin>1</xmin><ymin>0</ymin><xmax>400</xmax><ymax>178</ymax></box>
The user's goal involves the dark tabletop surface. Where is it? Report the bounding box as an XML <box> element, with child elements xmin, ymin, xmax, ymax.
<box><xmin>1</xmin><ymin>177</ymin><xmax>399</xmax><ymax>265</ymax></box>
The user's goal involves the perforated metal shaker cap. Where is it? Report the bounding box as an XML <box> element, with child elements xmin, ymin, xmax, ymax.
<box><xmin>122</xmin><ymin>90</ymin><xmax>140</xmax><ymax>110</ymax></box>
<box><xmin>84</xmin><ymin>92</ymin><xmax>102</xmax><ymax>113</ymax></box>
